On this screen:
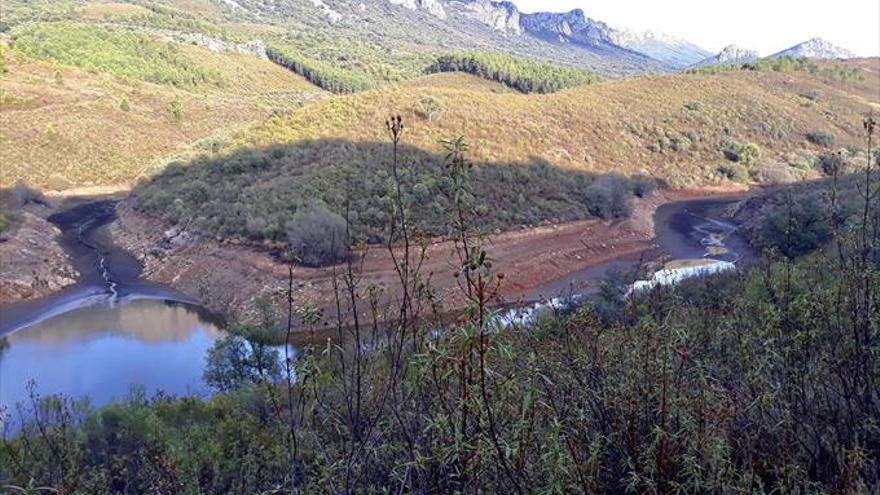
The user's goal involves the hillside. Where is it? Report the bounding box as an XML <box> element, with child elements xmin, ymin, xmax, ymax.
<box><xmin>126</xmin><ymin>62</ymin><xmax>878</xmax><ymax>248</ymax></box>
<box><xmin>238</xmin><ymin>65</ymin><xmax>876</xmax><ymax>184</ymax></box>
<box><xmin>0</xmin><ymin>40</ymin><xmax>324</xmax><ymax>188</ymax></box>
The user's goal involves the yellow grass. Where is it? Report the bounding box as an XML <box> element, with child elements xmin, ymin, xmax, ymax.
<box><xmin>239</xmin><ymin>66</ymin><xmax>877</xmax><ymax>187</ymax></box>
<box><xmin>0</xmin><ymin>47</ymin><xmax>323</xmax><ymax>189</ymax></box>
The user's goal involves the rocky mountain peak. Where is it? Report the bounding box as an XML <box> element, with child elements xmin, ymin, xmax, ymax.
<box><xmin>771</xmin><ymin>38</ymin><xmax>855</xmax><ymax>59</ymax></box>
<box><xmin>520</xmin><ymin>8</ymin><xmax>615</xmax><ymax>47</ymax></box>
<box><xmin>691</xmin><ymin>44</ymin><xmax>759</xmax><ymax>67</ymax></box>
<box><xmin>453</xmin><ymin>0</ymin><xmax>521</xmax><ymax>34</ymax></box>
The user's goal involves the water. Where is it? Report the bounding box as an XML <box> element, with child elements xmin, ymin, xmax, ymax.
<box><xmin>0</xmin><ymin>298</ymin><xmax>221</xmax><ymax>412</ymax></box>
<box><xmin>0</xmin><ymin>200</ymin><xmax>223</xmax><ymax>417</ymax></box>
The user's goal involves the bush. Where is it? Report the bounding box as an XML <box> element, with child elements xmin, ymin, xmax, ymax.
<box><xmin>584</xmin><ymin>175</ymin><xmax>632</xmax><ymax>219</ymax></box>
<box><xmin>806</xmin><ymin>130</ymin><xmax>835</xmax><ymax>147</ymax></box>
<box><xmin>119</xmin><ymin>97</ymin><xmax>130</xmax><ymax>112</ymax></box>
<box><xmin>717</xmin><ymin>162</ymin><xmax>750</xmax><ymax>183</ymax></box>
<box><xmin>630</xmin><ymin>174</ymin><xmax>657</xmax><ymax>198</ymax></box>
<box><xmin>170</xmin><ymin>97</ymin><xmax>183</xmax><ymax>122</ymax></box>
<box><xmin>286</xmin><ymin>204</ymin><xmax>348</xmax><ymax>266</ymax></box>
<box><xmin>760</xmin><ymin>195</ymin><xmax>832</xmax><ymax>257</ymax></box>
<box><xmin>723</xmin><ymin>141</ymin><xmax>761</xmax><ymax>166</ymax></box>
<box><xmin>817</xmin><ymin>152</ymin><xmax>845</xmax><ymax>175</ymax></box>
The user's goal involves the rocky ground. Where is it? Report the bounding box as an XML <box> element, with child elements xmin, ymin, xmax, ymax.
<box><xmin>0</xmin><ymin>203</ymin><xmax>78</xmax><ymax>301</ymax></box>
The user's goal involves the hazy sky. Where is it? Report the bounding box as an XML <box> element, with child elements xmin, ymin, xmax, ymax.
<box><xmin>513</xmin><ymin>0</ymin><xmax>880</xmax><ymax>56</ymax></box>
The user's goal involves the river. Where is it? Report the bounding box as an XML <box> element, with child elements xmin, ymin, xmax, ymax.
<box><xmin>0</xmin><ymin>194</ymin><xmax>754</xmax><ymax>416</ymax></box>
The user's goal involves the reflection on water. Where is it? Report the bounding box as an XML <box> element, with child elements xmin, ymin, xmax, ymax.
<box><xmin>0</xmin><ymin>299</ymin><xmax>221</xmax><ymax>411</ymax></box>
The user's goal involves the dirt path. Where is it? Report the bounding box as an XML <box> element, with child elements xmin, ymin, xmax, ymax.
<box><xmin>109</xmin><ymin>187</ymin><xmax>746</xmax><ymax>328</ymax></box>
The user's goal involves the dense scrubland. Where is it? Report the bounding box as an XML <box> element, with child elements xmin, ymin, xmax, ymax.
<box><xmin>2</xmin><ymin>117</ymin><xmax>878</xmax><ymax>493</ymax></box>
<box><xmin>427</xmin><ymin>52</ymin><xmax>602</xmax><ymax>93</ymax></box>
<box><xmin>133</xmin><ymin>139</ymin><xmax>650</xmax><ymax>252</ymax></box>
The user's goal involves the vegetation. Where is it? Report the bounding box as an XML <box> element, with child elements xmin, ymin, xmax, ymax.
<box><xmin>806</xmin><ymin>130</ymin><xmax>835</xmax><ymax>147</ymax></box>
<box><xmin>0</xmin><ymin>39</ymin><xmax>321</xmax><ymax>189</ymax></box>
<box><xmin>687</xmin><ymin>56</ymin><xmax>865</xmax><ymax>83</ymax></box>
<box><xmin>286</xmin><ymin>204</ymin><xmax>349</xmax><ymax>266</ymax></box>
<box><xmin>3</xmin><ymin>118</ymin><xmax>879</xmax><ymax>493</ymax></box>
<box><xmin>427</xmin><ymin>52</ymin><xmax>602</xmax><ymax>93</ymax></box>
<box><xmin>133</xmin><ymin>139</ymin><xmax>645</xmax><ymax>248</ymax></box>
<box><xmin>10</xmin><ymin>22</ymin><xmax>222</xmax><ymax>88</ymax></box>
<box><xmin>266</xmin><ymin>44</ymin><xmax>378</xmax><ymax>94</ymax></box>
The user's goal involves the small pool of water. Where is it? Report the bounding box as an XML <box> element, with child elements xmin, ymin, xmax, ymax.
<box><xmin>0</xmin><ymin>297</ymin><xmax>221</xmax><ymax>412</ymax></box>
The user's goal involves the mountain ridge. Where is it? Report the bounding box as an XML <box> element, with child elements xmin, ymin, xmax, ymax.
<box><xmin>771</xmin><ymin>37</ymin><xmax>856</xmax><ymax>59</ymax></box>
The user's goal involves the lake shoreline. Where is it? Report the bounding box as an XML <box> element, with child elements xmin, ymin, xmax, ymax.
<box><xmin>0</xmin><ymin>185</ymin><xmax>753</xmax><ymax>336</ymax></box>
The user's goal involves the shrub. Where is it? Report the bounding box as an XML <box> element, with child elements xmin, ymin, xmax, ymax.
<box><xmin>717</xmin><ymin>162</ymin><xmax>750</xmax><ymax>183</ymax></box>
<box><xmin>0</xmin><ymin>212</ymin><xmax>10</xmax><ymax>233</ymax></box>
<box><xmin>417</xmin><ymin>96</ymin><xmax>441</xmax><ymax>121</ymax></box>
<box><xmin>46</xmin><ymin>173</ymin><xmax>70</xmax><ymax>191</ymax></box>
<box><xmin>760</xmin><ymin>195</ymin><xmax>831</xmax><ymax>258</ymax></box>
<box><xmin>170</xmin><ymin>97</ymin><xmax>183</xmax><ymax>121</ymax></box>
<box><xmin>817</xmin><ymin>152</ymin><xmax>845</xmax><ymax>175</ymax></box>
<box><xmin>755</xmin><ymin>162</ymin><xmax>799</xmax><ymax>185</ymax></box>
<box><xmin>806</xmin><ymin>130</ymin><xmax>835</xmax><ymax>147</ymax></box>
<box><xmin>723</xmin><ymin>141</ymin><xmax>761</xmax><ymax>166</ymax></box>
<box><xmin>630</xmin><ymin>174</ymin><xmax>657</xmax><ymax>198</ymax></box>
<box><xmin>584</xmin><ymin>175</ymin><xmax>632</xmax><ymax>219</ymax></box>
<box><xmin>119</xmin><ymin>97</ymin><xmax>130</xmax><ymax>112</ymax></box>
<box><xmin>286</xmin><ymin>204</ymin><xmax>348</xmax><ymax>266</ymax></box>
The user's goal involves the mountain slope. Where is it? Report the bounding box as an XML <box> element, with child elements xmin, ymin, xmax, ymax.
<box><xmin>771</xmin><ymin>38</ymin><xmax>855</xmax><ymax>59</ymax></box>
<box><xmin>609</xmin><ymin>29</ymin><xmax>711</xmax><ymax>68</ymax></box>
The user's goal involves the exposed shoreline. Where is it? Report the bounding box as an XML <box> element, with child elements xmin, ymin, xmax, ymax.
<box><xmin>0</xmin><ymin>185</ymin><xmax>751</xmax><ymax>334</ymax></box>
<box><xmin>108</xmin><ymin>186</ymin><xmax>750</xmax><ymax>326</ymax></box>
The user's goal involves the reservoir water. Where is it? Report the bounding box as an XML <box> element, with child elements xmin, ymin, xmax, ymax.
<box><xmin>0</xmin><ymin>200</ymin><xmax>222</xmax><ymax>417</ymax></box>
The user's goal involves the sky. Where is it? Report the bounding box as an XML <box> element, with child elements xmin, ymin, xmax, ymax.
<box><xmin>512</xmin><ymin>0</ymin><xmax>880</xmax><ymax>56</ymax></box>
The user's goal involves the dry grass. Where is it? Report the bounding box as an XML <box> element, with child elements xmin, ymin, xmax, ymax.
<box><xmin>3</xmin><ymin>53</ymin><xmax>877</xmax><ymax>190</ymax></box>
<box><xmin>239</xmin><ymin>64</ymin><xmax>877</xmax><ymax>187</ymax></box>
<box><xmin>0</xmin><ymin>47</ymin><xmax>323</xmax><ymax>189</ymax></box>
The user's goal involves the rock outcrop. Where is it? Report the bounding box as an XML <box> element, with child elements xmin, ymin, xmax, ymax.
<box><xmin>692</xmin><ymin>45</ymin><xmax>759</xmax><ymax>67</ymax></box>
<box><xmin>388</xmin><ymin>0</ymin><xmax>447</xmax><ymax>19</ymax></box>
<box><xmin>520</xmin><ymin>9</ymin><xmax>616</xmax><ymax>48</ymax></box>
<box><xmin>169</xmin><ymin>33</ymin><xmax>269</xmax><ymax>59</ymax></box>
<box><xmin>455</xmin><ymin>0</ymin><xmax>520</xmax><ymax>34</ymax></box>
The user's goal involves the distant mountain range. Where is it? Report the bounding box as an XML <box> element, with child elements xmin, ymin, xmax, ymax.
<box><xmin>609</xmin><ymin>29</ymin><xmax>712</xmax><ymax>69</ymax></box>
<box><xmin>691</xmin><ymin>37</ymin><xmax>855</xmax><ymax>68</ymax></box>
<box><xmin>200</xmin><ymin>0</ymin><xmax>857</xmax><ymax>75</ymax></box>
<box><xmin>770</xmin><ymin>38</ymin><xmax>856</xmax><ymax>59</ymax></box>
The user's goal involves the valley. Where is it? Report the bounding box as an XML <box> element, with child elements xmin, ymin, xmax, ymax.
<box><xmin>0</xmin><ymin>0</ymin><xmax>878</xmax><ymax>491</ymax></box>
